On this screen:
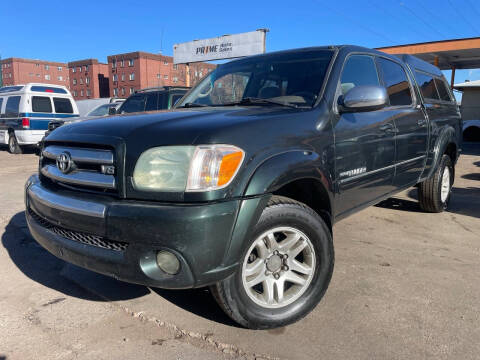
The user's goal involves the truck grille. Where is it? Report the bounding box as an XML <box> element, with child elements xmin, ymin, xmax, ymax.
<box><xmin>28</xmin><ymin>208</ymin><xmax>128</xmax><ymax>252</ymax></box>
<box><xmin>40</xmin><ymin>145</ymin><xmax>117</xmax><ymax>193</ymax></box>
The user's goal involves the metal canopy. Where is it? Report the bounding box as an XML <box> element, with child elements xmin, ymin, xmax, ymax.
<box><xmin>377</xmin><ymin>37</ymin><xmax>480</xmax><ymax>70</ymax></box>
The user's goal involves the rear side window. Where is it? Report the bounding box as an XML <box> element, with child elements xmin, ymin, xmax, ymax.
<box><xmin>119</xmin><ymin>94</ymin><xmax>146</xmax><ymax>113</ymax></box>
<box><xmin>32</xmin><ymin>96</ymin><xmax>52</xmax><ymax>113</ymax></box>
<box><xmin>414</xmin><ymin>71</ymin><xmax>439</xmax><ymax>100</ymax></box>
<box><xmin>5</xmin><ymin>96</ymin><xmax>21</xmax><ymax>117</ymax></box>
<box><xmin>340</xmin><ymin>55</ymin><xmax>379</xmax><ymax>95</ymax></box>
<box><xmin>53</xmin><ymin>98</ymin><xmax>73</xmax><ymax>113</ymax></box>
<box><xmin>144</xmin><ymin>92</ymin><xmax>158</xmax><ymax>111</ymax></box>
<box><xmin>377</xmin><ymin>58</ymin><xmax>412</xmax><ymax>106</ymax></box>
<box><xmin>170</xmin><ymin>94</ymin><xmax>184</xmax><ymax>108</ymax></box>
<box><xmin>434</xmin><ymin>78</ymin><xmax>452</xmax><ymax>102</ymax></box>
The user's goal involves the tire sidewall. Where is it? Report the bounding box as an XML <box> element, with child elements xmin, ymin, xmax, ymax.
<box><xmin>225</xmin><ymin>202</ymin><xmax>334</xmax><ymax>328</ymax></box>
<box><xmin>8</xmin><ymin>134</ymin><xmax>16</xmax><ymax>154</ymax></box>
<box><xmin>438</xmin><ymin>155</ymin><xmax>453</xmax><ymax>209</ymax></box>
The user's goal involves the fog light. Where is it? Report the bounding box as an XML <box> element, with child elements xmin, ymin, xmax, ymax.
<box><xmin>156</xmin><ymin>250</ymin><xmax>180</xmax><ymax>275</ymax></box>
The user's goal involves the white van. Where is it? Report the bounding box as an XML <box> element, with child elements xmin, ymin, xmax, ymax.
<box><xmin>0</xmin><ymin>83</ymin><xmax>79</xmax><ymax>153</ymax></box>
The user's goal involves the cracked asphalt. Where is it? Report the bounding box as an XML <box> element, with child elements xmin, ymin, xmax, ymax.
<box><xmin>0</xmin><ymin>143</ymin><xmax>479</xmax><ymax>360</ymax></box>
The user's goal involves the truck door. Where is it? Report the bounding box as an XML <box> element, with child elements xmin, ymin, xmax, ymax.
<box><xmin>376</xmin><ymin>58</ymin><xmax>429</xmax><ymax>188</ymax></box>
<box><xmin>334</xmin><ymin>55</ymin><xmax>396</xmax><ymax>216</ymax></box>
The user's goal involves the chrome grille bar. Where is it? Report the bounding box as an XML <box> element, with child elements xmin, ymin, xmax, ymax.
<box><xmin>41</xmin><ymin>165</ymin><xmax>116</xmax><ymax>189</ymax></box>
<box><xmin>43</xmin><ymin>145</ymin><xmax>114</xmax><ymax>165</ymax></box>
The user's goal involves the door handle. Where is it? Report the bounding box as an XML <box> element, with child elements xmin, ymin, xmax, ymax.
<box><xmin>417</xmin><ymin>118</ymin><xmax>427</xmax><ymax>126</ymax></box>
<box><xmin>379</xmin><ymin>123</ymin><xmax>396</xmax><ymax>134</ymax></box>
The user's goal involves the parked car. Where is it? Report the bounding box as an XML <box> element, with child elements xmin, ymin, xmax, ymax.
<box><xmin>0</xmin><ymin>84</ymin><xmax>78</xmax><ymax>153</ymax></box>
<box><xmin>76</xmin><ymin>97</ymin><xmax>124</xmax><ymax>117</ymax></box>
<box><xmin>110</xmin><ymin>86</ymin><xmax>189</xmax><ymax>115</ymax></box>
<box><xmin>452</xmin><ymin>80</ymin><xmax>480</xmax><ymax>142</ymax></box>
<box><xmin>25</xmin><ymin>46</ymin><xmax>461</xmax><ymax>329</ymax></box>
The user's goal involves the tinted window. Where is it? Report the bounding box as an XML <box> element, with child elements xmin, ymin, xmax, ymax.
<box><xmin>377</xmin><ymin>58</ymin><xmax>412</xmax><ymax>106</ymax></box>
<box><xmin>434</xmin><ymin>78</ymin><xmax>452</xmax><ymax>102</ymax></box>
<box><xmin>171</xmin><ymin>94</ymin><xmax>184</xmax><ymax>108</ymax></box>
<box><xmin>144</xmin><ymin>92</ymin><xmax>158</xmax><ymax>111</ymax></box>
<box><xmin>53</xmin><ymin>98</ymin><xmax>73</xmax><ymax>113</ymax></box>
<box><xmin>5</xmin><ymin>96</ymin><xmax>21</xmax><ymax>117</ymax></box>
<box><xmin>32</xmin><ymin>96</ymin><xmax>52</xmax><ymax>113</ymax></box>
<box><xmin>340</xmin><ymin>55</ymin><xmax>379</xmax><ymax>95</ymax></box>
<box><xmin>119</xmin><ymin>94</ymin><xmax>146</xmax><ymax>113</ymax></box>
<box><xmin>414</xmin><ymin>71</ymin><xmax>439</xmax><ymax>100</ymax></box>
<box><xmin>87</xmin><ymin>103</ymin><xmax>116</xmax><ymax>116</ymax></box>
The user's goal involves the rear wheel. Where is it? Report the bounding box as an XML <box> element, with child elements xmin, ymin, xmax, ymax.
<box><xmin>210</xmin><ymin>196</ymin><xmax>334</xmax><ymax>329</ymax></box>
<box><xmin>8</xmin><ymin>132</ymin><xmax>22</xmax><ymax>154</ymax></box>
<box><xmin>418</xmin><ymin>154</ymin><xmax>453</xmax><ymax>212</ymax></box>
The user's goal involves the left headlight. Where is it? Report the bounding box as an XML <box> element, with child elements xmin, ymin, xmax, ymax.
<box><xmin>132</xmin><ymin>145</ymin><xmax>245</xmax><ymax>192</ymax></box>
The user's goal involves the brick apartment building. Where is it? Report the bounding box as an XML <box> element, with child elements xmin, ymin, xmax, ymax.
<box><xmin>68</xmin><ymin>59</ymin><xmax>110</xmax><ymax>100</ymax></box>
<box><xmin>1</xmin><ymin>58</ymin><xmax>69</xmax><ymax>87</ymax></box>
<box><xmin>107</xmin><ymin>51</ymin><xmax>215</xmax><ymax>98</ymax></box>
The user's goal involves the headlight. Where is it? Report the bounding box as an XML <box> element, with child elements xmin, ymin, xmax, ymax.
<box><xmin>132</xmin><ymin>145</ymin><xmax>244</xmax><ymax>192</ymax></box>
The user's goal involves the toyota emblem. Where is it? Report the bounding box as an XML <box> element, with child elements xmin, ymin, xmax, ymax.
<box><xmin>56</xmin><ymin>152</ymin><xmax>72</xmax><ymax>174</ymax></box>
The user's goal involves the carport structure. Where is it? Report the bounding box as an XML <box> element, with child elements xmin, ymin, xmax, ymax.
<box><xmin>377</xmin><ymin>37</ymin><xmax>480</xmax><ymax>88</ymax></box>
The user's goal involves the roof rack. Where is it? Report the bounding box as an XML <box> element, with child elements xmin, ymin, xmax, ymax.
<box><xmin>135</xmin><ymin>86</ymin><xmax>190</xmax><ymax>93</ymax></box>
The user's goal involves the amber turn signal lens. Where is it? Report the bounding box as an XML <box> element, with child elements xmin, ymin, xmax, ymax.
<box><xmin>218</xmin><ymin>151</ymin><xmax>244</xmax><ymax>186</ymax></box>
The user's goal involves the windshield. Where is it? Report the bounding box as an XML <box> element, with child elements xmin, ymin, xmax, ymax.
<box><xmin>88</xmin><ymin>104</ymin><xmax>116</xmax><ymax>117</ymax></box>
<box><xmin>178</xmin><ymin>49</ymin><xmax>333</xmax><ymax>108</ymax></box>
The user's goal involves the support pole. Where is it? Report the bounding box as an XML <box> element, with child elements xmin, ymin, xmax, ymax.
<box><xmin>186</xmin><ymin>63</ymin><xmax>190</xmax><ymax>87</ymax></box>
<box><xmin>450</xmin><ymin>66</ymin><xmax>456</xmax><ymax>89</ymax></box>
<box><xmin>434</xmin><ymin>56</ymin><xmax>439</xmax><ymax>67</ymax></box>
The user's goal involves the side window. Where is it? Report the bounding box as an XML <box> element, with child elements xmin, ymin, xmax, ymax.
<box><xmin>414</xmin><ymin>71</ymin><xmax>439</xmax><ymax>101</ymax></box>
<box><xmin>145</xmin><ymin>92</ymin><xmax>158</xmax><ymax>111</ymax></box>
<box><xmin>340</xmin><ymin>55</ymin><xmax>379</xmax><ymax>96</ymax></box>
<box><xmin>5</xmin><ymin>96</ymin><xmax>21</xmax><ymax>118</ymax></box>
<box><xmin>434</xmin><ymin>78</ymin><xmax>452</xmax><ymax>102</ymax></box>
<box><xmin>170</xmin><ymin>94</ymin><xmax>184</xmax><ymax>108</ymax></box>
<box><xmin>377</xmin><ymin>58</ymin><xmax>412</xmax><ymax>106</ymax></box>
<box><xmin>119</xmin><ymin>94</ymin><xmax>146</xmax><ymax>113</ymax></box>
<box><xmin>32</xmin><ymin>96</ymin><xmax>52</xmax><ymax>113</ymax></box>
<box><xmin>53</xmin><ymin>98</ymin><xmax>73</xmax><ymax>114</ymax></box>
<box><xmin>0</xmin><ymin>98</ymin><xmax>4</xmax><ymax>115</ymax></box>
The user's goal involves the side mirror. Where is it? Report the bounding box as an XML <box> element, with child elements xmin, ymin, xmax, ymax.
<box><xmin>108</xmin><ymin>107</ymin><xmax>117</xmax><ymax>115</ymax></box>
<box><xmin>339</xmin><ymin>85</ymin><xmax>388</xmax><ymax>112</ymax></box>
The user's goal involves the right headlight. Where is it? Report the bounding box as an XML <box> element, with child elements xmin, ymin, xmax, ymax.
<box><xmin>132</xmin><ymin>145</ymin><xmax>245</xmax><ymax>192</ymax></box>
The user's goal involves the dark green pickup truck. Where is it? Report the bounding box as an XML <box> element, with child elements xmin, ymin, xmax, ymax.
<box><xmin>25</xmin><ymin>45</ymin><xmax>461</xmax><ymax>329</ymax></box>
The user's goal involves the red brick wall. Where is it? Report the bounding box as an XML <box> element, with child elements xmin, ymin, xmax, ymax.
<box><xmin>1</xmin><ymin>58</ymin><xmax>69</xmax><ymax>87</ymax></box>
<box><xmin>68</xmin><ymin>59</ymin><xmax>110</xmax><ymax>100</ymax></box>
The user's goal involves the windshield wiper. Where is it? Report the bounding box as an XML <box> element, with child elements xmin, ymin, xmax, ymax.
<box><xmin>222</xmin><ymin>97</ymin><xmax>298</xmax><ymax>108</ymax></box>
<box><xmin>178</xmin><ymin>102</ymin><xmax>210</xmax><ymax>108</ymax></box>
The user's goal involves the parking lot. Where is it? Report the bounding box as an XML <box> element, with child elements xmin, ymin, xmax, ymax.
<box><xmin>0</xmin><ymin>144</ymin><xmax>479</xmax><ymax>360</ymax></box>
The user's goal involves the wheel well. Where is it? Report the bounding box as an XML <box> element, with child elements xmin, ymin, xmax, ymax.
<box><xmin>444</xmin><ymin>142</ymin><xmax>457</xmax><ymax>163</ymax></box>
<box><xmin>272</xmin><ymin>178</ymin><xmax>332</xmax><ymax>232</ymax></box>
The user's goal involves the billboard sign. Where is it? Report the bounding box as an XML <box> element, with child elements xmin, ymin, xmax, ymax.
<box><xmin>173</xmin><ymin>30</ymin><xmax>267</xmax><ymax>64</ymax></box>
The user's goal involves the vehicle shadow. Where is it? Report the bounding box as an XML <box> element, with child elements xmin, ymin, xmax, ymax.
<box><xmin>377</xmin><ymin>187</ymin><xmax>480</xmax><ymax>219</ymax></box>
<box><xmin>462</xmin><ymin>173</ymin><xmax>480</xmax><ymax>181</ymax></box>
<box><xmin>3</xmin><ymin>211</ymin><xmax>239</xmax><ymax>326</ymax></box>
<box><xmin>2</xmin><ymin>211</ymin><xmax>149</xmax><ymax>301</ymax></box>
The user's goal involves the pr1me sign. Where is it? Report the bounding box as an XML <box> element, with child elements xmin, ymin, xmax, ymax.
<box><xmin>173</xmin><ymin>30</ymin><xmax>267</xmax><ymax>64</ymax></box>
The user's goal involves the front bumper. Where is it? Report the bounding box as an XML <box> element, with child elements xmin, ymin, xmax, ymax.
<box><xmin>25</xmin><ymin>175</ymin><xmax>258</xmax><ymax>289</ymax></box>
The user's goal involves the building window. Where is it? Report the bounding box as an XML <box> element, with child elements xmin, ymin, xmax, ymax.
<box><xmin>73</xmin><ymin>78</ymin><xmax>77</xmax><ymax>85</ymax></box>
<box><xmin>130</xmin><ymin>87</ymin><xmax>134</xmax><ymax>94</ymax></box>
<box><xmin>113</xmin><ymin>74</ymin><xmax>118</xmax><ymax>82</ymax></box>
<box><xmin>121</xmin><ymin>73</ymin><xmax>125</xmax><ymax>81</ymax></box>
<box><xmin>128</xmin><ymin>59</ymin><xmax>134</xmax><ymax>66</ymax></box>
<box><xmin>58</xmin><ymin>76</ymin><xmax>63</xmax><ymax>81</ymax></box>
<box><xmin>164</xmin><ymin>75</ymin><xmax>168</xmax><ymax>79</ymax></box>
<box><xmin>121</xmin><ymin>59</ymin><xmax>124</xmax><ymax>67</ymax></box>
<box><xmin>58</xmin><ymin>66</ymin><xmax>62</xmax><ymax>71</ymax></box>
<box><xmin>36</xmin><ymin>74</ymin><xmax>40</xmax><ymax>77</ymax></box>
<box><xmin>80</xmin><ymin>78</ymin><xmax>83</xmax><ymax>84</ymax></box>
<box><xmin>163</xmin><ymin>60</ymin><xmax>168</xmax><ymax>65</ymax></box>
<box><xmin>173</xmin><ymin>77</ymin><xmax>178</xmax><ymax>83</ymax></box>
<box><xmin>121</xmin><ymin>87</ymin><xmax>125</xmax><ymax>96</ymax></box>
<box><xmin>35</xmin><ymin>63</ymin><xmax>39</xmax><ymax>67</ymax></box>
<box><xmin>84</xmin><ymin>65</ymin><xmax>89</xmax><ymax>72</ymax></box>
<box><xmin>45</xmin><ymin>74</ymin><xmax>51</xmax><ymax>80</ymax></box>
<box><xmin>78</xmin><ymin>66</ymin><xmax>82</xmax><ymax>73</ymax></box>
<box><xmin>85</xmin><ymin>77</ymin><xmax>90</xmax><ymax>84</ymax></box>
<box><xmin>45</xmin><ymin>65</ymin><xmax>49</xmax><ymax>70</ymax></box>
<box><xmin>173</xmin><ymin>64</ymin><xmax>178</xmax><ymax>70</ymax></box>
<box><xmin>157</xmin><ymin>74</ymin><xmax>161</xmax><ymax>79</ymax></box>
<box><xmin>72</xmin><ymin>67</ymin><xmax>76</xmax><ymax>73</ymax></box>
<box><xmin>80</xmin><ymin>90</ymin><xmax>84</xmax><ymax>96</ymax></box>
<box><xmin>73</xmin><ymin>90</ymin><xmax>77</xmax><ymax>97</ymax></box>
<box><xmin>113</xmin><ymin>88</ymin><xmax>118</xmax><ymax>96</ymax></box>
<box><xmin>129</xmin><ymin>73</ymin><xmax>135</xmax><ymax>80</ymax></box>
<box><xmin>86</xmin><ymin>89</ymin><xmax>91</xmax><ymax>97</ymax></box>
<box><xmin>29</xmin><ymin>73</ymin><xmax>34</xmax><ymax>77</ymax></box>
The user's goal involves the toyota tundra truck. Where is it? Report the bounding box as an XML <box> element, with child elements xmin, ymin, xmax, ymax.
<box><xmin>25</xmin><ymin>46</ymin><xmax>462</xmax><ymax>329</ymax></box>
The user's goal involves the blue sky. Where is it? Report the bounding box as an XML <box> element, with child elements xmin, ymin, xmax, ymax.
<box><xmin>2</xmin><ymin>0</ymin><xmax>480</xmax><ymax>92</ymax></box>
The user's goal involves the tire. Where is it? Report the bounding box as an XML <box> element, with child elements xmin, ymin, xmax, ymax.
<box><xmin>418</xmin><ymin>154</ymin><xmax>453</xmax><ymax>213</ymax></box>
<box><xmin>8</xmin><ymin>132</ymin><xmax>22</xmax><ymax>154</ymax></box>
<box><xmin>210</xmin><ymin>195</ymin><xmax>334</xmax><ymax>329</ymax></box>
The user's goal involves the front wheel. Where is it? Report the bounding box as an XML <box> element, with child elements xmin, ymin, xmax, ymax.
<box><xmin>210</xmin><ymin>196</ymin><xmax>334</xmax><ymax>329</ymax></box>
<box><xmin>418</xmin><ymin>154</ymin><xmax>453</xmax><ymax>213</ymax></box>
<box><xmin>8</xmin><ymin>133</ymin><xmax>22</xmax><ymax>154</ymax></box>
